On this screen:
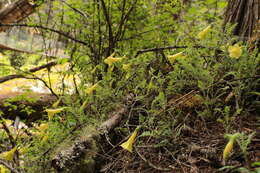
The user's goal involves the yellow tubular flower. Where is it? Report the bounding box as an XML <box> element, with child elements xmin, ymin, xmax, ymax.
<box><xmin>86</xmin><ymin>83</ymin><xmax>99</xmax><ymax>95</ymax></box>
<box><xmin>41</xmin><ymin>135</ymin><xmax>49</xmax><ymax>143</ymax></box>
<box><xmin>120</xmin><ymin>127</ymin><xmax>140</xmax><ymax>153</ymax></box>
<box><xmin>223</xmin><ymin>133</ymin><xmax>240</xmax><ymax>161</ymax></box>
<box><xmin>104</xmin><ymin>53</ymin><xmax>123</xmax><ymax>66</ymax></box>
<box><xmin>0</xmin><ymin>147</ymin><xmax>17</xmax><ymax>161</ymax></box>
<box><xmin>91</xmin><ymin>66</ymin><xmax>97</xmax><ymax>74</ymax></box>
<box><xmin>79</xmin><ymin>100</ymin><xmax>88</xmax><ymax>112</ymax></box>
<box><xmin>0</xmin><ymin>119</ymin><xmax>12</xmax><ymax>129</ymax></box>
<box><xmin>5</xmin><ymin>119</ymin><xmax>13</xmax><ymax>127</ymax></box>
<box><xmin>0</xmin><ymin>165</ymin><xmax>8</xmax><ymax>173</ymax></box>
<box><xmin>46</xmin><ymin>108</ymin><xmax>65</xmax><ymax>120</ymax></box>
<box><xmin>228</xmin><ymin>44</ymin><xmax>242</xmax><ymax>59</ymax></box>
<box><xmin>223</xmin><ymin>139</ymin><xmax>234</xmax><ymax>161</ymax></box>
<box><xmin>168</xmin><ymin>52</ymin><xmax>185</xmax><ymax>64</ymax></box>
<box><xmin>198</xmin><ymin>25</ymin><xmax>211</xmax><ymax>40</ymax></box>
<box><xmin>52</xmin><ymin>98</ymin><xmax>61</xmax><ymax>108</ymax></box>
<box><xmin>38</xmin><ymin>123</ymin><xmax>48</xmax><ymax>132</ymax></box>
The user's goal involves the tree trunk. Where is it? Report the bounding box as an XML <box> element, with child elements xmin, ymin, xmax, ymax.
<box><xmin>0</xmin><ymin>0</ymin><xmax>39</xmax><ymax>32</ymax></box>
<box><xmin>224</xmin><ymin>0</ymin><xmax>259</xmax><ymax>44</ymax></box>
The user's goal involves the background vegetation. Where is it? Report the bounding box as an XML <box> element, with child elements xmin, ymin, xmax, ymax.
<box><xmin>0</xmin><ymin>0</ymin><xmax>259</xmax><ymax>172</ymax></box>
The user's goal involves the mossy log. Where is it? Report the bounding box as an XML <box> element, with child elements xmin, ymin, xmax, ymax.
<box><xmin>51</xmin><ymin>126</ymin><xmax>101</xmax><ymax>173</ymax></box>
<box><xmin>0</xmin><ymin>91</ymin><xmax>57</xmax><ymax>122</ymax></box>
<box><xmin>51</xmin><ymin>94</ymin><xmax>135</xmax><ymax>173</ymax></box>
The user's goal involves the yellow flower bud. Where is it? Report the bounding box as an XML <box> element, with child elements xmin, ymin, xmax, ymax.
<box><xmin>0</xmin><ymin>165</ymin><xmax>8</xmax><ymax>173</ymax></box>
<box><xmin>52</xmin><ymin>98</ymin><xmax>62</xmax><ymax>108</ymax></box>
<box><xmin>37</xmin><ymin>123</ymin><xmax>48</xmax><ymax>132</ymax></box>
<box><xmin>91</xmin><ymin>66</ymin><xmax>97</xmax><ymax>74</ymax></box>
<box><xmin>104</xmin><ymin>53</ymin><xmax>123</xmax><ymax>66</ymax></box>
<box><xmin>223</xmin><ymin>139</ymin><xmax>234</xmax><ymax>161</ymax></box>
<box><xmin>79</xmin><ymin>100</ymin><xmax>88</xmax><ymax>112</ymax></box>
<box><xmin>0</xmin><ymin>147</ymin><xmax>17</xmax><ymax>161</ymax></box>
<box><xmin>41</xmin><ymin>135</ymin><xmax>49</xmax><ymax>143</ymax></box>
<box><xmin>228</xmin><ymin>44</ymin><xmax>242</xmax><ymax>59</ymax></box>
<box><xmin>168</xmin><ymin>52</ymin><xmax>185</xmax><ymax>64</ymax></box>
<box><xmin>86</xmin><ymin>83</ymin><xmax>99</xmax><ymax>95</ymax></box>
<box><xmin>0</xmin><ymin>119</ymin><xmax>13</xmax><ymax>129</ymax></box>
<box><xmin>223</xmin><ymin>133</ymin><xmax>240</xmax><ymax>161</ymax></box>
<box><xmin>198</xmin><ymin>25</ymin><xmax>211</xmax><ymax>40</ymax></box>
<box><xmin>120</xmin><ymin>127</ymin><xmax>140</xmax><ymax>153</ymax></box>
<box><xmin>46</xmin><ymin>108</ymin><xmax>65</xmax><ymax>120</ymax></box>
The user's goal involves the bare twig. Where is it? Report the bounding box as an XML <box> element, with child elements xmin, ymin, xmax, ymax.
<box><xmin>0</xmin><ymin>61</ymin><xmax>58</xmax><ymax>83</ymax></box>
<box><xmin>135</xmin><ymin>45</ymin><xmax>205</xmax><ymax>57</ymax></box>
<box><xmin>0</xmin><ymin>159</ymin><xmax>21</xmax><ymax>173</ymax></box>
<box><xmin>114</xmin><ymin>0</ymin><xmax>137</xmax><ymax>42</ymax></box>
<box><xmin>0</xmin><ymin>23</ymin><xmax>89</xmax><ymax>46</ymax></box>
<box><xmin>100</xmin><ymin>0</ymin><xmax>114</xmax><ymax>55</ymax></box>
<box><xmin>135</xmin><ymin>147</ymin><xmax>171</xmax><ymax>172</ymax></box>
<box><xmin>0</xmin><ymin>43</ymin><xmax>33</xmax><ymax>54</ymax></box>
<box><xmin>60</xmin><ymin>0</ymin><xmax>89</xmax><ymax>18</ymax></box>
<box><xmin>0</xmin><ymin>121</ymin><xmax>15</xmax><ymax>147</ymax></box>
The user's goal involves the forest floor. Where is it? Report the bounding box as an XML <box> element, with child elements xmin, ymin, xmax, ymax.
<box><xmin>99</xmin><ymin>112</ymin><xmax>259</xmax><ymax>173</ymax></box>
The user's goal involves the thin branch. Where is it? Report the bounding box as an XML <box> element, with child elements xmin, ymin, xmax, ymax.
<box><xmin>114</xmin><ymin>0</ymin><xmax>127</xmax><ymax>42</ymax></box>
<box><xmin>0</xmin><ymin>61</ymin><xmax>58</xmax><ymax>83</ymax></box>
<box><xmin>0</xmin><ymin>23</ymin><xmax>89</xmax><ymax>46</ymax></box>
<box><xmin>135</xmin><ymin>147</ymin><xmax>171</xmax><ymax>172</ymax></box>
<box><xmin>0</xmin><ymin>43</ymin><xmax>33</xmax><ymax>54</ymax></box>
<box><xmin>100</xmin><ymin>0</ymin><xmax>114</xmax><ymax>55</ymax></box>
<box><xmin>0</xmin><ymin>159</ymin><xmax>21</xmax><ymax>173</ymax></box>
<box><xmin>60</xmin><ymin>0</ymin><xmax>89</xmax><ymax>19</ymax></box>
<box><xmin>134</xmin><ymin>45</ymin><xmax>205</xmax><ymax>57</ymax></box>
<box><xmin>0</xmin><ymin>122</ymin><xmax>16</xmax><ymax>147</ymax></box>
<box><xmin>0</xmin><ymin>74</ymin><xmax>26</xmax><ymax>84</ymax></box>
<box><xmin>29</xmin><ymin>61</ymin><xmax>57</xmax><ymax>73</ymax></box>
<box><xmin>114</xmin><ymin>0</ymin><xmax>137</xmax><ymax>42</ymax></box>
<box><xmin>23</xmin><ymin>76</ymin><xmax>58</xmax><ymax>98</ymax></box>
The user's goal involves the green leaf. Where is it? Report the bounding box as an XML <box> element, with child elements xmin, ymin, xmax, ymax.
<box><xmin>57</xmin><ymin>58</ymin><xmax>69</xmax><ymax>65</ymax></box>
<box><xmin>252</xmin><ymin>162</ymin><xmax>260</xmax><ymax>167</ymax></box>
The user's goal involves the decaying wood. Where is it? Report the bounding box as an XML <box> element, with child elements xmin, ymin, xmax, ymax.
<box><xmin>0</xmin><ymin>91</ymin><xmax>57</xmax><ymax>122</ymax></box>
<box><xmin>51</xmin><ymin>106</ymin><xmax>128</xmax><ymax>173</ymax></box>
<box><xmin>224</xmin><ymin>0</ymin><xmax>259</xmax><ymax>41</ymax></box>
<box><xmin>0</xmin><ymin>0</ymin><xmax>39</xmax><ymax>32</ymax></box>
<box><xmin>51</xmin><ymin>94</ymin><xmax>135</xmax><ymax>173</ymax></box>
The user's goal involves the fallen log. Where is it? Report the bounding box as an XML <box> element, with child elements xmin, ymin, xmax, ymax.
<box><xmin>51</xmin><ymin>94</ymin><xmax>135</xmax><ymax>173</ymax></box>
<box><xmin>0</xmin><ymin>91</ymin><xmax>57</xmax><ymax>122</ymax></box>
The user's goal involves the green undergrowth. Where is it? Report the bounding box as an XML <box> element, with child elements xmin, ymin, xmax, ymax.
<box><xmin>0</xmin><ymin>0</ymin><xmax>259</xmax><ymax>172</ymax></box>
<box><xmin>3</xmin><ymin>23</ymin><xmax>257</xmax><ymax>172</ymax></box>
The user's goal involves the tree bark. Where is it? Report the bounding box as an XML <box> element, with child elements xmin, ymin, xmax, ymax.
<box><xmin>51</xmin><ymin>94</ymin><xmax>135</xmax><ymax>173</ymax></box>
<box><xmin>224</xmin><ymin>0</ymin><xmax>259</xmax><ymax>43</ymax></box>
<box><xmin>51</xmin><ymin>107</ymin><xmax>127</xmax><ymax>173</ymax></box>
<box><xmin>0</xmin><ymin>0</ymin><xmax>39</xmax><ymax>32</ymax></box>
